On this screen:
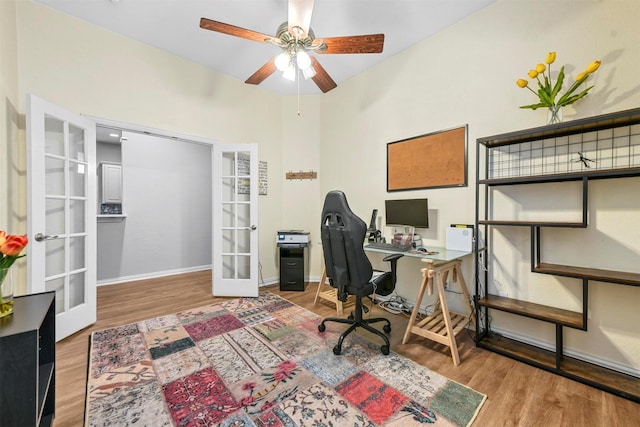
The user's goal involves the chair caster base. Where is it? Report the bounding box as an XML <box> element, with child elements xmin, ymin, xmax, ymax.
<box><xmin>333</xmin><ymin>345</ymin><xmax>342</xmax><ymax>355</ymax></box>
<box><xmin>383</xmin><ymin>324</ymin><xmax>391</xmax><ymax>333</ymax></box>
<box><xmin>318</xmin><ymin>323</ymin><xmax>326</xmax><ymax>332</ymax></box>
<box><xmin>381</xmin><ymin>345</ymin><xmax>390</xmax><ymax>355</ymax></box>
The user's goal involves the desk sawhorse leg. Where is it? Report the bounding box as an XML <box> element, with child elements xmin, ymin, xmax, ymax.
<box><xmin>401</xmin><ymin>259</ymin><xmax>473</xmax><ymax>366</ymax></box>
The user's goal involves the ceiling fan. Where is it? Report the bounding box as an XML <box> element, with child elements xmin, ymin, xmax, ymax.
<box><xmin>200</xmin><ymin>0</ymin><xmax>384</xmax><ymax>93</ymax></box>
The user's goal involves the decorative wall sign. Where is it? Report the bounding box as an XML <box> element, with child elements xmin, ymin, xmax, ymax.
<box><xmin>259</xmin><ymin>161</ymin><xmax>268</xmax><ymax>195</ymax></box>
<box><xmin>387</xmin><ymin>125</ymin><xmax>468</xmax><ymax>191</ymax></box>
<box><xmin>285</xmin><ymin>171</ymin><xmax>317</xmax><ymax>180</ymax></box>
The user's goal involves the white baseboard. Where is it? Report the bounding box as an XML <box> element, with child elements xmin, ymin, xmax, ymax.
<box><xmin>97</xmin><ymin>265</ymin><xmax>211</xmax><ymax>286</ymax></box>
<box><xmin>259</xmin><ymin>277</ymin><xmax>279</xmax><ymax>287</ymax></box>
<box><xmin>259</xmin><ymin>276</ymin><xmax>318</xmax><ymax>288</ymax></box>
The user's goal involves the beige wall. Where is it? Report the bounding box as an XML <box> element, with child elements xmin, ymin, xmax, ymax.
<box><xmin>7</xmin><ymin>0</ymin><xmax>640</xmax><ymax>372</ymax></box>
<box><xmin>0</xmin><ymin>0</ymin><xmax>27</xmax><ymax>292</ymax></box>
<box><xmin>318</xmin><ymin>0</ymin><xmax>640</xmax><ymax>373</ymax></box>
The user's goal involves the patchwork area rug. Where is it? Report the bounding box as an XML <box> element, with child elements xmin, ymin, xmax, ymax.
<box><xmin>86</xmin><ymin>292</ymin><xmax>485</xmax><ymax>426</ymax></box>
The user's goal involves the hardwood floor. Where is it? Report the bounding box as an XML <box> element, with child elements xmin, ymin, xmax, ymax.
<box><xmin>54</xmin><ymin>270</ymin><xmax>639</xmax><ymax>426</ymax></box>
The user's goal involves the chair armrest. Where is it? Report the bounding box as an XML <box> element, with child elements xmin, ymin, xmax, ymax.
<box><xmin>370</xmin><ymin>253</ymin><xmax>403</xmax><ymax>296</ymax></box>
<box><xmin>381</xmin><ymin>253</ymin><xmax>403</xmax><ymax>286</ymax></box>
<box><xmin>382</xmin><ymin>253</ymin><xmax>404</xmax><ymax>263</ymax></box>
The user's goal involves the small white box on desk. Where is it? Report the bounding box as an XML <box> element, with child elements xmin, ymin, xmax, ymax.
<box><xmin>446</xmin><ymin>225</ymin><xmax>473</xmax><ymax>252</ymax></box>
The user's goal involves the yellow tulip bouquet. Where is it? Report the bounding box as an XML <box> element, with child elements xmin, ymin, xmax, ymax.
<box><xmin>516</xmin><ymin>52</ymin><xmax>601</xmax><ymax>112</ymax></box>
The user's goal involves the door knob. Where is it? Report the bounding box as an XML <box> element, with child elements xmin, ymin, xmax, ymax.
<box><xmin>34</xmin><ymin>233</ymin><xmax>60</xmax><ymax>242</ymax></box>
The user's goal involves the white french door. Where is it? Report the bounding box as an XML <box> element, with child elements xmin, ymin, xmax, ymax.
<box><xmin>26</xmin><ymin>95</ymin><xmax>97</xmax><ymax>341</ymax></box>
<box><xmin>212</xmin><ymin>144</ymin><xmax>259</xmax><ymax>297</ymax></box>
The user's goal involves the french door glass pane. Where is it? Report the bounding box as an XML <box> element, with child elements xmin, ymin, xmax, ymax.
<box><xmin>223</xmin><ymin>230</ymin><xmax>234</xmax><ymax>253</ymax></box>
<box><xmin>44</xmin><ymin>115</ymin><xmax>64</xmax><ymax>156</ymax></box>
<box><xmin>222</xmin><ymin>152</ymin><xmax>234</xmax><ymax>176</ymax></box>
<box><xmin>68</xmin><ymin>161</ymin><xmax>86</xmax><ymax>197</ymax></box>
<box><xmin>69</xmin><ymin>272</ymin><xmax>85</xmax><ymax>309</ymax></box>
<box><xmin>237</xmin><ymin>203</ymin><xmax>250</xmax><ymax>227</ymax></box>
<box><xmin>45</xmin><ymin>239</ymin><xmax>65</xmax><ymax>277</ymax></box>
<box><xmin>237</xmin><ymin>153</ymin><xmax>250</xmax><ymax>175</ymax></box>
<box><xmin>70</xmin><ymin>199</ymin><xmax>85</xmax><ymax>233</ymax></box>
<box><xmin>237</xmin><ymin>230</ymin><xmax>250</xmax><ymax>253</ymax></box>
<box><xmin>69</xmin><ymin>236</ymin><xmax>85</xmax><ymax>271</ymax></box>
<box><xmin>222</xmin><ymin>178</ymin><xmax>235</xmax><ymax>202</ymax></box>
<box><xmin>222</xmin><ymin>203</ymin><xmax>235</xmax><ymax>227</ymax></box>
<box><xmin>68</xmin><ymin>124</ymin><xmax>85</xmax><ymax>160</ymax></box>
<box><xmin>237</xmin><ymin>256</ymin><xmax>250</xmax><ymax>279</ymax></box>
<box><xmin>223</xmin><ymin>255</ymin><xmax>234</xmax><ymax>279</ymax></box>
<box><xmin>46</xmin><ymin>198</ymin><xmax>65</xmax><ymax>235</ymax></box>
<box><xmin>45</xmin><ymin>277</ymin><xmax>64</xmax><ymax>315</ymax></box>
<box><xmin>45</xmin><ymin>157</ymin><xmax>65</xmax><ymax>195</ymax></box>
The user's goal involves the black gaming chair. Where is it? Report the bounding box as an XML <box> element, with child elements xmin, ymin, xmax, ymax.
<box><xmin>317</xmin><ymin>190</ymin><xmax>403</xmax><ymax>355</ymax></box>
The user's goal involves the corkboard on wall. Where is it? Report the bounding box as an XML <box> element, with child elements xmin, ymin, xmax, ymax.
<box><xmin>387</xmin><ymin>125</ymin><xmax>468</xmax><ymax>191</ymax></box>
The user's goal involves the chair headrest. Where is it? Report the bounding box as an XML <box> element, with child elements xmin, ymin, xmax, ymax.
<box><xmin>321</xmin><ymin>190</ymin><xmax>360</xmax><ymax>229</ymax></box>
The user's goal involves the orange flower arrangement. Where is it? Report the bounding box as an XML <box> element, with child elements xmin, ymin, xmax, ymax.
<box><xmin>1</xmin><ymin>230</ymin><xmax>28</xmax><ymax>316</ymax></box>
<box><xmin>0</xmin><ymin>230</ymin><xmax>28</xmax><ymax>269</ymax></box>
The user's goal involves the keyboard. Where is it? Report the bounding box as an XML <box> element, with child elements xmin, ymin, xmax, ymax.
<box><xmin>365</xmin><ymin>242</ymin><xmax>412</xmax><ymax>252</ymax></box>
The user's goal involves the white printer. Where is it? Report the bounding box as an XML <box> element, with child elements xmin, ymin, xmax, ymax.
<box><xmin>276</xmin><ymin>230</ymin><xmax>310</xmax><ymax>247</ymax></box>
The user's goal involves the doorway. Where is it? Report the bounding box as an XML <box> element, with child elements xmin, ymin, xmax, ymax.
<box><xmin>95</xmin><ymin>124</ymin><xmax>213</xmax><ymax>285</ymax></box>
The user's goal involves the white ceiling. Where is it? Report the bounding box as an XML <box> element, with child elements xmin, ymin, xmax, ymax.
<box><xmin>33</xmin><ymin>0</ymin><xmax>495</xmax><ymax>95</ymax></box>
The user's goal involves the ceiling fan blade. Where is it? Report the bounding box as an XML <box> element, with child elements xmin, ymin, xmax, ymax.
<box><xmin>200</xmin><ymin>18</ymin><xmax>273</xmax><ymax>44</ymax></box>
<box><xmin>288</xmin><ymin>0</ymin><xmax>315</xmax><ymax>37</ymax></box>
<box><xmin>245</xmin><ymin>57</ymin><xmax>278</xmax><ymax>85</ymax></box>
<box><xmin>317</xmin><ymin>34</ymin><xmax>385</xmax><ymax>54</ymax></box>
<box><xmin>310</xmin><ymin>57</ymin><xmax>337</xmax><ymax>93</ymax></box>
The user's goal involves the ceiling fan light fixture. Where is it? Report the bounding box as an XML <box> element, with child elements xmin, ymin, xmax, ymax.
<box><xmin>302</xmin><ymin>65</ymin><xmax>316</xmax><ymax>80</ymax></box>
<box><xmin>296</xmin><ymin>50</ymin><xmax>312</xmax><ymax>70</ymax></box>
<box><xmin>275</xmin><ymin>51</ymin><xmax>291</xmax><ymax>71</ymax></box>
<box><xmin>282</xmin><ymin>64</ymin><xmax>296</xmax><ymax>82</ymax></box>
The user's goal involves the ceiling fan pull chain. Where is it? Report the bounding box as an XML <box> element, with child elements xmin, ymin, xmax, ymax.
<box><xmin>297</xmin><ymin>67</ymin><xmax>301</xmax><ymax>116</ymax></box>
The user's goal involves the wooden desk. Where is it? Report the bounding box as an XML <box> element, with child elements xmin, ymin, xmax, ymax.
<box><xmin>364</xmin><ymin>246</ymin><xmax>473</xmax><ymax>366</ymax></box>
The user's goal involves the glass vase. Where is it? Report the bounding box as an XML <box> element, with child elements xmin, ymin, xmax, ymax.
<box><xmin>547</xmin><ymin>105</ymin><xmax>563</xmax><ymax>125</ymax></box>
<box><xmin>0</xmin><ymin>268</ymin><xmax>14</xmax><ymax>317</ymax></box>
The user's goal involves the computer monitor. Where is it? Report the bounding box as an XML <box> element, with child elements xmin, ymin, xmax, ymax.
<box><xmin>385</xmin><ymin>198</ymin><xmax>429</xmax><ymax>228</ymax></box>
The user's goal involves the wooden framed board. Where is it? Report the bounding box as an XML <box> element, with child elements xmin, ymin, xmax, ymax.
<box><xmin>387</xmin><ymin>125</ymin><xmax>468</xmax><ymax>191</ymax></box>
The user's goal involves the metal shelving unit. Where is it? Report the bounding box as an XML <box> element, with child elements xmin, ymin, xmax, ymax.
<box><xmin>474</xmin><ymin>108</ymin><xmax>640</xmax><ymax>402</ymax></box>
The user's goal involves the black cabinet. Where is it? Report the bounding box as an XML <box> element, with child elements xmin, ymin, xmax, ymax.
<box><xmin>279</xmin><ymin>246</ymin><xmax>306</xmax><ymax>291</ymax></box>
<box><xmin>475</xmin><ymin>108</ymin><xmax>640</xmax><ymax>402</ymax></box>
<box><xmin>0</xmin><ymin>292</ymin><xmax>56</xmax><ymax>426</ymax></box>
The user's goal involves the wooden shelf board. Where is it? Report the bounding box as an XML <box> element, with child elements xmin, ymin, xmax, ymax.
<box><xmin>535</xmin><ymin>263</ymin><xmax>640</xmax><ymax>287</ymax></box>
<box><xmin>478</xmin><ymin>331</ymin><xmax>557</xmax><ymax>369</ymax></box>
<box><xmin>478</xmin><ymin>220</ymin><xmax>586</xmax><ymax>228</ymax></box>
<box><xmin>478</xmin><ymin>294</ymin><xmax>584</xmax><ymax>329</ymax></box>
<box><xmin>478</xmin><ymin>333</ymin><xmax>640</xmax><ymax>402</ymax></box>
<box><xmin>477</xmin><ymin>107</ymin><xmax>640</xmax><ymax>147</ymax></box>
